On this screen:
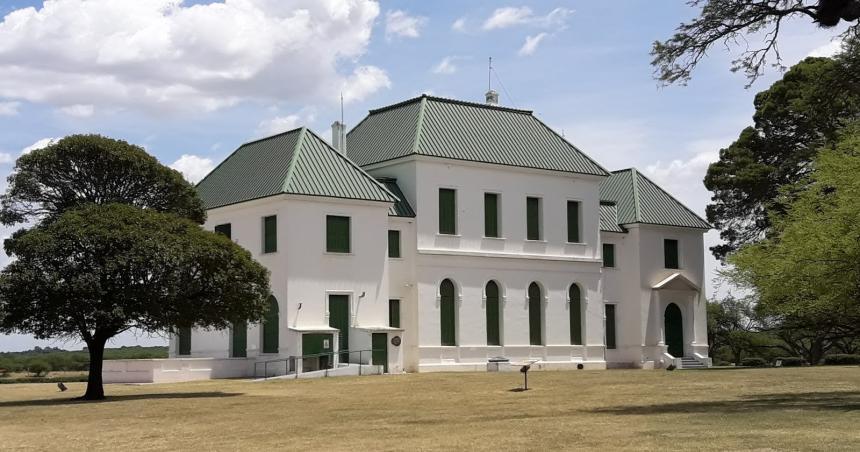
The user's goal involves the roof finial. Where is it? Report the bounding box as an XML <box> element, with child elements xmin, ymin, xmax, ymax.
<box><xmin>485</xmin><ymin>56</ymin><xmax>499</xmax><ymax>105</ymax></box>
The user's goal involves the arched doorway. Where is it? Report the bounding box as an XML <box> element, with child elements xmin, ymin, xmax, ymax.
<box><xmin>664</xmin><ymin>303</ymin><xmax>684</xmax><ymax>357</ymax></box>
<box><xmin>261</xmin><ymin>295</ymin><xmax>279</xmax><ymax>354</ymax></box>
<box><xmin>528</xmin><ymin>282</ymin><xmax>543</xmax><ymax>345</ymax></box>
<box><xmin>440</xmin><ymin>279</ymin><xmax>456</xmax><ymax>346</ymax></box>
<box><xmin>569</xmin><ymin>284</ymin><xmax>582</xmax><ymax>345</ymax></box>
<box><xmin>485</xmin><ymin>281</ymin><xmax>501</xmax><ymax>346</ymax></box>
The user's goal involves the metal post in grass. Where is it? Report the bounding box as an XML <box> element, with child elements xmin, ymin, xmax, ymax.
<box><xmin>520</xmin><ymin>363</ymin><xmax>532</xmax><ymax>390</ymax></box>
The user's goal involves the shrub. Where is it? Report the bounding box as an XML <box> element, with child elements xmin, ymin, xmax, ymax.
<box><xmin>823</xmin><ymin>354</ymin><xmax>860</xmax><ymax>365</ymax></box>
<box><xmin>741</xmin><ymin>357</ymin><xmax>768</xmax><ymax>367</ymax></box>
<box><xmin>774</xmin><ymin>357</ymin><xmax>806</xmax><ymax>367</ymax></box>
<box><xmin>27</xmin><ymin>360</ymin><xmax>51</xmax><ymax>377</ymax></box>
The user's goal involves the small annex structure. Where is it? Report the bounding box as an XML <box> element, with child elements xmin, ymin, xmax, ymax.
<box><xmin>103</xmin><ymin>94</ymin><xmax>712</xmax><ymax>383</ymax></box>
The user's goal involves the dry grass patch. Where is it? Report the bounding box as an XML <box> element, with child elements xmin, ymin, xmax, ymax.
<box><xmin>0</xmin><ymin>367</ymin><xmax>858</xmax><ymax>451</ymax></box>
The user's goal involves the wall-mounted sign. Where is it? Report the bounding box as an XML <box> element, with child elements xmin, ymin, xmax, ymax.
<box><xmin>323</xmin><ymin>339</ymin><xmax>330</xmax><ymax>349</ymax></box>
<box><xmin>391</xmin><ymin>336</ymin><xmax>401</xmax><ymax>346</ymax></box>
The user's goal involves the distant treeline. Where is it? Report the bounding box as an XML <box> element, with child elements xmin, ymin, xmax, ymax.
<box><xmin>0</xmin><ymin>345</ymin><xmax>168</xmax><ymax>373</ymax></box>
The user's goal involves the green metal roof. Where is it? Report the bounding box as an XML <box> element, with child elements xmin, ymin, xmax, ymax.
<box><xmin>599</xmin><ymin>202</ymin><xmax>626</xmax><ymax>233</ymax></box>
<box><xmin>599</xmin><ymin>169</ymin><xmax>711</xmax><ymax>230</ymax></box>
<box><xmin>376</xmin><ymin>178</ymin><xmax>416</xmax><ymax>217</ymax></box>
<box><xmin>347</xmin><ymin>95</ymin><xmax>610</xmax><ymax>177</ymax></box>
<box><xmin>196</xmin><ymin>127</ymin><xmax>398</xmax><ymax>210</ymax></box>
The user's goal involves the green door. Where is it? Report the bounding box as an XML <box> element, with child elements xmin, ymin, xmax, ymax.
<box><xmin>664</xmin><ymin>303</ymin><xmax>684</xmax><ymax>357</ymax></box>
<box><xmin>231</xmin><ymin>321</ymin><xmax>247</xmax><ymax>358</ymax></box>
<box><xmin>440</xmin><ymin>279</ymin><xmax>456</xmax><ymax>345</ymax></box>
<box><xmin>528</xmin><ymin>283</ymin><xmax>542</xmax><ymax>345</ymax></box>
<box><xmin>329</xmin><ymin>295</ymin><xmax>350</xmax><ymax>362</ymax></box>
<box><xmin>372</xmin><ymin>333</ymin><xmax>388</xmax><ymax>373</ymax></box>
<box><xmin>485</xmin><ymin>281</ymin><xmax>500</xmax><ymax>346</ymax></box>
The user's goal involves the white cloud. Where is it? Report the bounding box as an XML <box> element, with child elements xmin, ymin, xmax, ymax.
<box><xmin>433</xmin><ymin>56</ymin><xmax>459</xmax><ymax>75</ymax></box>
<box><xmin>58</xmin><ymin>104</ymin><xmax>94</xmax><ymax>117</ymax></box>
<box><xmin>170</xmin><ymin>154</ymin><xmax>215</xmax><ymax>184</ymax></box>
<box><xmin>385</xmin><ymin>10</ymin><xmax>426</xmax><ymax>40</ymax></box>
<box><xmin>518</xmin><ymin>33</ymin><xmax>548</xmax><ymax>56</ymax></box>
<box><xmin>482</xmin><ymin>6</ymin><xmax>573</xmax><ymax>31</ymax></box>
<box><xmin>451</xmin><ymin>17</ymin><xmax>467</xmax><ymax>32</ymax></box>
<box><xmin>257</xmin><ymin>114</ymin><xmax>302</xmax><ymax>137</ymax></box>
<box><xmin>0</xmin><ymin>0</ymin><xmax>388</xmax><ymax>113</ymax></box>
<box><xmin>0</xmin><ymin>153</ymin><xmax>13</xmax><ymax>164</ymax></box>
<box><xmin>808</xmin><ymin>39</ymin><xmax>843</xmax><ymax>57</ymax></box>
<box><xmin>341</xmin><ymin>66</ymin><xmax>391</xmax><ymax>103</ymax></box>
<box><xmin>20</xmin><ymin>137</ymin><xmax>58</xmax><ymax>155</ymax></box>
<box><xmin>0</xmin><ymin>101</ymin><xmax>20</xmax><ymax>116</ymax></box>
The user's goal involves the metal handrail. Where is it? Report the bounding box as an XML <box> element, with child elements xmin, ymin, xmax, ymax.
<box><xmin>254</xmin><ymin>348</ymin><xmax>385</xmax><ymax>379</ymax></box>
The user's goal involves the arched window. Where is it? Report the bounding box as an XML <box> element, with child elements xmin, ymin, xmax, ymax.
<box><xmin>486</xmin><ymin>281</ymin><xmax>501</xmax><ymax>346</ymax></box>
<box><xmin>440</xmin><ymin>279</ymin><xmax>456</xmax><ymax>346</ymax></box>
<box><xmin>262</xmin><ymin>296</ymin><xmax>279</xmax><ymax>354</ymax></box>
<box><xmin>569</xmin><ymin>284</ymin><xmax>582</xmax><ymax>345</ymax></box>
<box><xmin>528</xmin><ymin>282</ymin><xmax>543</xmax><ymax>345</ymax></box>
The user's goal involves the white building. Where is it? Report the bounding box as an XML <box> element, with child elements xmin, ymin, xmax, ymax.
<box><xmin>134</xmin><ymin>94</ymin><xmax>711</xmax><ymax>382</ymax></box>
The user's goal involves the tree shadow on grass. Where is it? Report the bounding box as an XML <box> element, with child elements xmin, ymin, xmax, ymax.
<box><xmin>587</xmin><ymin>391</ymin><xmax>860</xmax><ymax>415</ymax></box>
<box><xmin>0</xmin><ymin>391</ymin><xmax>243</xmax><ymax>408</ymax></box>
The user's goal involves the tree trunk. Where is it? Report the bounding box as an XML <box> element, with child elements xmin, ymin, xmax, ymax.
<box><xmin>82</xmin><ymin>336</ymin><xmax>107</xmax><ymax>400</ymax></box>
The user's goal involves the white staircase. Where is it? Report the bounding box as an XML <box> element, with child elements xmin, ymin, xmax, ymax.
<box><xmin>680</xmin><ymin>357</ymin><xmax>706</xmax><ymax>369</ymax></box>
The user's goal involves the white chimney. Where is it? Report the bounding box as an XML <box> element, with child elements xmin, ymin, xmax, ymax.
<box><xmin>485</xmin><ymin>89</ymin><xmax>499</xmax><ymax>106</ymax></box>
<box><xmin>331</xmin><ymin>121</ymin><xmax>347</xmax><ymax>154</ymax></box>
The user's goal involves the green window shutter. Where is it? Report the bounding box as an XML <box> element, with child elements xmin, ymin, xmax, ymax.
<box><xmin>388</xmin><ymin>230</ymin><xmax>401</xmax><ymax>258</ymax></box>
<box><xmin>214</xmin><ymin>223</ymin><xmax>231</xmax><ymax>239</ymax></box>
<box><xmin>388</xmin><ymin>299</ymin><xmax>401</xmax><ymax>328</ymax></box>
<box><xmin>263</xmin><ymin>215</ymin><xmax>277</xmax><ymax>253</ymax></box>
<box><xmin>231</xmin><ymin>321</ymin><xmax>247</xmax><ymax>358</ymax></box>
<box><xmin>485</xmin><ymin>281</ymin><xmax>500</xmax><ymax>346</ymax></box>
<box><xmin>567</xmin><ymin>201</ymin><xmax>580</xmax><ymax>243</ymax></box>
<box><xmin>484</xmin><ymin>193</ymin><xmax>499</xmax><ymax>238</ymax></box>
<box><xmin>262</xmin><ymin>296</ymin><xmax>279</xmax><ymax>354</ymax></box>
<box><xmin>570</xmin><ymin>285</ymin><xmax>582</xmax><ymax>345</ymax></box>
<box><xmin>528</xmin><ymin>282</ymin><xmax>543</xmax><ymax>345</ymax></box>
<box><xmin>526</xmin><ymin>197</ymin><xmax>541</xmax><ymax>240</ymax></box>
<box><xmin>602</xmin><ymin>243</ymin><xmax>616</xmax><ymax>268</ymax></box>
<box><xmin>605</xmin><ymin>305</ymin><xmax>616</xmax><ymax>349</ymax></box>
<box><xmin>439</xmin><ymin>188</ymin><xmax>457</xmax><ymax>235</ymax></box>
<box><xmin>326</xmin><ymin>216</ymin><xmax>351</xmax><ymax>253</ymax></box>
<box><xmin>440</xmin><ymin>279</ymin><xmax>456</xmax><ymax>346</ymax></box>
<box><xmin>177</xmin><ymin>327</ymin><xmax>191</xmax><ymax>356</ymax></box>
<box><xmin>664</xmin><ymin>239</ymin><xmax>679</xmax><ymax>269</ymax></box>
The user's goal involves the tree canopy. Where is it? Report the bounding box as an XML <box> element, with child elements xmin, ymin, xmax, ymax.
<box><xmin>652</xmin><ymin>0</ymin><xmax>860</xmax><ymax>86</ymax></box>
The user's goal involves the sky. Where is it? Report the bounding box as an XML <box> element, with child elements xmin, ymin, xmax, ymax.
<box><xmin>0</xmin><ymin>0</ymin><xmax>846</xmax><ymax>352</ymax></box>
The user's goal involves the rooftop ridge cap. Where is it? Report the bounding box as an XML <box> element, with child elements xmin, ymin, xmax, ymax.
<box><xmin>281</xmin><ymin>127</ymin><xmax>308</xmax><ymax>193</ymax></box>
<box><xmin>411</xmin><ymin>96</ymin><xmax>428</xmax><ymax>155</ymax></box>
<box><xmin>630</xmin><ymin>168</ymin><xmax>643</xmax><ymax>223</ymax></box>
<box><xmin>423</xmin><ymin>95</ymin><xmax>533</xmax><ymax>114</ymax></box>
<box><xmin>239</xmin><ymin>126</ymin><xmax>305</xmax><ymax>148</ymax></box>
<box><xmin>626</xmin><ymin>166</ymin><xmax>712</xmax><ymax>228</ymax></box>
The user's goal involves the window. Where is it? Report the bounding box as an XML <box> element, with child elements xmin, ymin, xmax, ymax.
<box><xmin>485</xmin><ymin>281</ymin><xmax>501</xmax><ymax>346</ymax></box>
<box><xmin>439</xmin><ymin>188</ymin><xmax>457</xmax><ymax>235</ymax></box>
<box><xmin>389</xmin><ymin>299</ymin><xmax>401</xmax><ymax>328</ymax></box>
<box><xmin>484</xmin><ymin>193</ymin><xmax>500</xmax><ymax>238</ymax></box>
<box><xmin>440</xmin><ymin>279</ymin><xmax>456</xmax><ymax>346</ymax></box>
<box><xmin>569</xmin><ymin>284</ymin><xmax>582</xmax><ymax>345</ymax></box>
<box><xmin>231</xmin><ymin>321</ymin><xmax>247</xmax><ymax>358</ymax></box>
<box><xmin>262</xmin><ymin>296</ymin><xmax>279</xmax><ymax>354</ymax></box>
<box><xmin>177</xmin><ymin>327</ymin><xmax>191</xmax><ymax>356</ymax></box>
<box><xmin>326</xmin><ymin>215</ymin><xmax>350</xmax><ymax>253</ymax></box>
<box><xmin>602</xmin><ymin>243</ymin><xmax>616</xmax><ymax>268</ymax></box>
<box><xmin>214</xmin><ymin>223</ymin><xmax>231</xmax><ymax>239</ymax></box>
<box><xmin>605</xmin><ymin>305</ymin><xmax>617</xmax><ymax>349</ymax></box>
<box><xmin>263</xmin><ymin>215</ymin><xmax>277</xmax><ymax>253</ymax></box>
<box><xmin>528</xmin><ymin>282</ymin><xmax>543</xmax><ymax>345</ymax></box>
<box><xmin>664</xmin><ymin>239</ymin><xmax>680</xmax><ymax>269</ymax></box>
<box><xmin>388</xmin><ymin>230</ymin><xmax>401</xmax><ymax>258</ymax></box>
<box><xmin>526</xmin><ymin>197</ymin><xmax>542</xmax><ymax>240</ymax></box>
<box><xmin>567</xmin><ymin>201</ymin><xmax>581</xmax><ymax>243</ymax></box>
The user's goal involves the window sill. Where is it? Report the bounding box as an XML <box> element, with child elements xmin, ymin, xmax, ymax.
<box><xmin>525</xmin><ymin>239</ymin><xmax>547</xmax><ymax>243</ymax></box>
<box><xmin>602</xmin><ymin>266</ymin><xmax>618</xmax><ymax>270</ymax></box>
<box><xmin>565</xmin><ymin>241</ymin><xmax>586</xmax><ymax>246</ymax></box>
<box><xmin>482</xmin><ymin>236</ymin><xmax>506</xmax><ymax>240</ymax></box>
<box><xmin>388</xmin><ymin>256</ymin><xmax>403</xmax><ymax>260</ymax></box>
<box><xmin>324</xmin><ymin>251</ymin><xmax>353</xmax><ymax>256</ymax></box>
<box><xmin>436</xmin><ymin>233</ymin><xmax>461</xmax><ymax>238</ymax></box>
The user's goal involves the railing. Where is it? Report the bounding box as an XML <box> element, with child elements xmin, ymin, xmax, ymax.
<box><xmin>254</xmin><ymin>349</ymin><xmax>384</xmax><ymax>379</ymax></box>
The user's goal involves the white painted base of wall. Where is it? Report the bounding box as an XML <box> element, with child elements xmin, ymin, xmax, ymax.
<box><xmin>103</xmin><ymin>358</ymin><xmax>251</xmax><ymax>384</ymax></box>
<box><xmin>418</xmin><ymin>360</ymin><xmax>606</xmax><ymax>372</ymax></box>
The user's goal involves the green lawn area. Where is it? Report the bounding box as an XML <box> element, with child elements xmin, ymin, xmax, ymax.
<box><xmin>1</xmin><ymin>367</ymin><xmax>858</xmax><ymax>451</ymax></box>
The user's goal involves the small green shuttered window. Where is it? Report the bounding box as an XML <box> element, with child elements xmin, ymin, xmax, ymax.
<box><xmin>263</xmin><ymin>215</ymin><xmax>277</xmax><ymax>253</ymax></box>
<box><xmin>526</xmin><ymin>197</ymin><xmax>541</xmax><ymax>240</ymax></box>
<box><xmin>262</xmin><ymin>296</ymin><xmax>279</xmax><ymax>354</ymax></box>
<box><xmin>605</xmin><ymin>304</ymin><xmax>617</xmax><ymax>350</ymax></box>
<box><xmin>440</xmin><ymin>279</ymin><xmax>456</xmax><ymax>346</ymax></box>
<box><xmin>388</xmin><ymin>230</ymin><xmax>401</xmax><ymax>258</ymax></box>
<box><xmin>439</xmin><ymin>188</ymin><xmax>457</xmax><ymax>235</ymax></box>
<box><xmin>231</xmin><ymin>321</ymin><xmax>247</xmax><ymax>358</ymax></box>
<box><xmin>485</xmin><ymin>281</ymin><xmax>501</xmax><ymax>346</ymax></box>
<box><xmin>214</xmin><ymin>223</ymin><xmax>231</xmax><ymax>239</ymax></box>
<box><xmin>567</xmin><ymin>201</ymin><xmax>581</xmax><ymax>243</ymax></box>
<box><xmin>389</xmin><ymin>299</ymin><xmax>400</xmax><ymax>328</ymax></box>
<box><xmin>528</xmin><ymin>282</ymin><xmax>543</xmax><ymax>345</ymax></box>
<box><xmin>177</xmin><ymin>327</ymin><xmax>191</xmax><ymax>356</ymax></box>
<box><xmin>569</xmin><ymin>284</ymin><xmax>583</xmax><ymax>345</ymax></box>
<box><xmin>326</xmin><ymin>215</ymin><xmax>350</xmax><ymax>253</ymax></box>
<box><xmin>602</xmin><ymin>243</ymin><xmax>616</xmax><ymax>268</ymax></box>
<box><xmin>664</xmin><ymin>239</ymin><xmax>680</xmax><ymax>269</ymax></box>
<box><xmin>484</xmin><ymin>193</ymin><xmax>499</xmax><ymax>238</ymax></box>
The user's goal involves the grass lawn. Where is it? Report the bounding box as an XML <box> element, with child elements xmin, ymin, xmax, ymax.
<box><xmin>1</xmin><ymin>367</ymin><xmax>858</xmax><ymax>451</ymax></box>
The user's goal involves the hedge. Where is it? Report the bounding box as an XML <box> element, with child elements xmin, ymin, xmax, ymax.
<box><xmin>774</xmin><ymin>357</ymin><xmax>806</xmax><ymax>367</ymax></box>
<box><xmin>823</xmin><ymin>354</ymin><xmax>860</xmax><ymax>365</ymax></box>
<box><xmin>740</xmin><ymin>357</ymin><xmax>768</xmax><ymax>367</ymax></box>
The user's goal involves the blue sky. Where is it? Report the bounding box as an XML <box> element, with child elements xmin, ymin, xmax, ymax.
<box><xmin>0</xmin><ymin>1</ymin><xmax>844</xmax><ymax>351</ymax></box>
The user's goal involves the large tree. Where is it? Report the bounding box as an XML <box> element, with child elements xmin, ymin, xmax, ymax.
<box><xmin>652</xmin><ymin>0</ymin><xmax>860</xmax><ymax>86</ymax></box>
<box><xmin>0</xmin><ymin>135</ymin><xmax>270</xmax><ymax>400</ymax></box>
<box><xmin>704</xmin><ymin>56</ymin><xmax>860</xmax><ymax>259</ymax></box>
